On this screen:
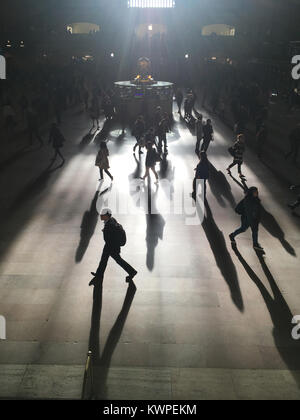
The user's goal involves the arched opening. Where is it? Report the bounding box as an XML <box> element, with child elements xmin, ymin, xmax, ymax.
<box><xmin>66</xmin><ymin>22</ymin><xmax>100</xmax><ymax>35</ymax></box>
<box><xmin>202</xmin><ymin>24</ymin><xmax>235</xmax><ymax>37</ymax></box>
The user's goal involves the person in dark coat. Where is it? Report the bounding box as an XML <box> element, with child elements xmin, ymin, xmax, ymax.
<box><xmin>141</xmin><ymin>141</ymin><xmax>159</xmax><ymax>184</ymax></box>
<box><xmin>285</xmin><ymin>124</ymin><xmax>300</xmax><ymax>163</ymax></box>
<box><xmin>90</xmin><ymin>208</ymin><xmax>137</xmax><ymax>286</ymax></box>
<box><xmin>256</xmin><ymin>123</ymin><xmax>268</xmax><ymax>158</ymax></box>
<box><xmin>175</xmin><ymin>88</ymin><xmax>183</xmax><ymax>114</ymax></box>
<box><xmin>192</xmin><ymin>151</ymin><xmax>209</xmax><ymax>201</ymax></box>
<box><xmin>48</xmin><ymin>123</ymin><xmax>65</xmax><ymax>164</ymax></box>
<box><xmin>195</xmin><ymin>114</ymin><xmax>204</xmax><ymax>155</ymax></box>
<box><xmin>201</xmin><ymin>119</ymin><xmax>214</xmax><ymax>152</ymax></box>
<box><xmin>95</xmin><ymin>141</ymin><xmax>113</xmax><ymax>181</ymax></box>
<box><xmin>133</xmin><ymin>116</ymin><xmax>145</xmax><ymax>154</ymax></box>
<box><xmin>229</xmin><ymin>186</ymin><xmax>264</xmax><ymax>252</ymax></box>
<box><xmin>157</xmin><ymin>113</ymin><xmax>169</xmax><ymax>154</ymax></box>
<box><xmin>227</xmin><ymin>134</ymin><xmax>245</xmax><ymax>178</ymax></box>
<box><xmin>27</xmin><ymin>107</ymin><xmax>43</xmax><ymax>147</ymax></box>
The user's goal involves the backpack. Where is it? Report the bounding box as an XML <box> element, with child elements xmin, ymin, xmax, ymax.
<box><xmin>114</xmin><ymin>222</ymin><xmax>127</xmax><ymax>247</ymax></box>
<box><xmin>228</xmin><ymin>146</ymin><xmax>235</xmax><ymax>157</ymax></box>
<box><xmin>235</xmin><ymin>199</ymin><xmax>245</xmax><ymax>215</ymax></box>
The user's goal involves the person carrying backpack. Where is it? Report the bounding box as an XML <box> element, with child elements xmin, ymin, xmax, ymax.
<box><xmin>89</xmin><ymin>208</ymin><xmax>137</xmax><ymax>286</ymax></box>
<box><xmin>229</xmin><ymin>186</ymin><xmax>264</xmax><ymax>252</ymax></box>
<box><xmin>226</xmin><ymin>134</ymin><xmax>245</xmax><ymax>178</ymax></box>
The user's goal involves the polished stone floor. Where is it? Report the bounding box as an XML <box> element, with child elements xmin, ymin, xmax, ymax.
<box><xmin>0</xmin><ymin>104</ymin><xmax>300</xmax><ymax>400</ymax></box>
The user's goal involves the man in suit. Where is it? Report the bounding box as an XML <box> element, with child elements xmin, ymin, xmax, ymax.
<box><xmin>89</xmin><ymin>209</ymin><xmax>137</xmax><ymax>286</ymax></box>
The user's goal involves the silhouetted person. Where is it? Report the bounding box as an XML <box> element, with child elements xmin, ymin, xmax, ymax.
<box><xmin>89</xmin><ymin>208</ymin><xmax>137</xmax><ymax>286</ymax></box>
<box><xmin>229</xmin><ymin>186</ymin><xmax>264</xmax><ymax>252</ymax></box>
<box><xmin>201</xmin><ymin>119</ymin><xmax>214</xmax><ymax>152</ymax></box>
<box><xmin>192</xmin><ymin>151</ymin><xmax>209</xmax><ymax>201</ymax></box>
<box><xmin>26</xmin><ymin>107</ymin><xmax>43</xmax><ymax>147</ymax></box>
<box><xmin>90</xmin><ymin>95</ymin><xmax>101</xmax><ymax>129</ymax></box>
<box><xmin>154</xmin><ymin>106</ymin><xmax>163</xmax><ymax>133</ymax></box>
<box><xmin>133</xmin><ymin>116</ymin><xmax>145</xmax><ymax>155</ymax></box>
<box><xmin>141</xmin><ymin>142</ymin><xmax>160</xmax><ymax>184</ymax></box>
<box><xmin>3</xmin><ymin>101</ymin><xmax>16</xmax><ymax>134</ymax></box>
<box><xmin>95</xmin><ymin>141</ymin><xmax>113</xmax><ymax>182</ymax></box>
<box><xmin>157</xmin><ymin>113</ymin><xmax>169</xmax><ymax>154</ymax></box>
<box><xmin>227</xmin><ymin>134</ymin><xmax>245</xmax><ymax>178</ymax></box>
<box><xmin>184</xmin><ymin>96</ymin><xmax>192</xmax><ymax>119</ymax></box>
<box><xmin>175</xmin><ymin>88</ymin><xmax>183</xmax><ymax>114</ymax></box>
<box><xmin>48</xmin><ymin>122</ymin><xmax>65</xmax><ymax>164</ymax></box>
<box><xmin>256</xmin><ymin>123</ymin><xmax>268</xmax><ymax>158</ymax></box>
<box><xmin>285</xmin><ymin>124</ymin><xmax>300</xmax><ymax>163</ymax></box>
<box><xmin>195</xmin><ymin>114</ymin><xmax>204</xmax><ymax>155</ymax></box>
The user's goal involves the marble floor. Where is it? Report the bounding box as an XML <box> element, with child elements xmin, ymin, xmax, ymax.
<box><xmin>0</xmin><ymin>105</ymin><xmax>300</xmax><ymax>400</ymax></box>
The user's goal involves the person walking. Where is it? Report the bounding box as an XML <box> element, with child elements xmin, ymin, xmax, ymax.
<box><xmin>26</xmin><ymin>106</ymin><xmax>44</xmax><ymax>147</ymax></box>
<box><xmin>133</xmin><ymin>116</ymin><xmax>145</xmax><ymax>155</ymax></box>
<box><xmin>195</xmin><ymin>114</ymin><xmax>204</xmax><ymax>155</ymax></box>
<box><xmin>95</xmin><ymin>141</ymin><xmax>113</xmax><ymax>182</ymax></box>
<box><xmin>229</xmin><ymin>186</ymin><xmax>264</xmax><ymax>252</ymax></box>
<box><xmin>226</xmin><ymin>134</ymin><xmax>245</xmax><ymax>178</ymax></box>
<box><xmin>89</xmin><ymin>208</ymin><xmax>137</xmax><ymax>286</ymax></box>
<box><xmin>157</xmin><ymin>113</ymin><xmax>169</xmax><ymax>154</ymax></box>
<box><xmin>175</xmin><ymin>88</ymin><xmax>183</xmax><ymax>114</ymax></box>
<box><xmin>256</xmin><ymin>123</ymin><xmax>268</xmax><ymax>158</ymax></box>
<box><xmin>90</xmin><ymin>95</ymin><xmax>101</xmax><ymax>129</ymax></box>
<box><xmin>201</xmin><ymin>119</ymin><xmax>214</xmax><ymax>153</ymax></box>
<box><xmin>192</xmin><ymin>151</ymin><xmax>209</xmax><ymax>201</ymax></box>
<box><xmin>285</xmin><ymin>124</ymin><xmax>300</xmax><ymax>163</ymax></box>
<box><xmin>141</xmin><ymin>141</ymin><xmax>160</xmax><ymax>184</ymax></box>
<box><xmin>48</xmin><ymin>123</ymin><xmax>66</xmax><ymax>165</ymax></box>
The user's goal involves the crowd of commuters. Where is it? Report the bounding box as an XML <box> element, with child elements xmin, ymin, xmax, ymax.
<box><xmin>2</xmin><ymin>59</ymin><xmax>300</xmax><ymax>284</ymax></box>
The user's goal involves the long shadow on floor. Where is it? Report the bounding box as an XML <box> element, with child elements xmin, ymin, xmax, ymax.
<box><xmin>0</xmin><ymin>145</ymin><xmax>33</xmax><ymax>173</ymax></box>
<box><xmin>197</xmin><ymin>199</ymin><xmax>244</xmax><ymax>312</ymax></box>
<box><xmin>146</xmin><ymin>181</ymin><xmax>166</xmax><ymax>271</ymax></box>
<box><xmin>208</xmin><ymin>163</ymin><xmax>236</xmax><ymax>209</ymax></box>
<box><xmin>5</xmin><ymin>163</ymin><xmax>63</xmax><ymax>216</ymax></box>
<box><xmin>232</xmin><ymin>245</ymin><xmax>300</xmax><ymax>388</ymax></box>
<box><xmin>78</xmin><ymin>129</ymin><xmax>97</xmax><ymax>151</ymax></box>
<box><xmin>75</xmin><ymin>191</ymin><xmax>99</xmax><ymax>263</ymax></box>
<box><xmin>87</xmin><ymin>281</ymin><xmax>136</xmax><ymax>400</ymax></box>
<box><xmin>261</xmin><ymin>207</ymin><xmax>297</xmax><ymax>257</ymax></box>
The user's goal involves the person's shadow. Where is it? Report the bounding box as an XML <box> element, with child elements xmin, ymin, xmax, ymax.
<box><xmin>75</xmin><ymin>192</ymin><xmax>99</xmax><ymax>263</ymax></box>
<box><xmin>208</xmin><ymin>163</ymin><xmax>236</xmax><ymax>209</ymax></box>
<box><xmin>260</xmin><ymin>207</ymin><xmax>296</xmax><ymax>257</ymax></box>
<box><xmin>86</xmin><ymin>281</ymin><xmax>137</xmax><ymax>400</ymax></box>
<box><xmin>146</xmin><ymin>180</ymin><xmax>166</xmax><ymax>271</ymax></box>
<box><xmin>197</xmin><ymin>199</ymin><xmax>244</xmax><ymax>312</ymax></box>
<box><xmin>79</xmin><ymin>131</ymin><xmax>96</xmax><ymax>151</ymax></box>
<box><xmin>232</xmin><ymin>246</ymin><xmax>300</xmax><ymax>388</ymax></box>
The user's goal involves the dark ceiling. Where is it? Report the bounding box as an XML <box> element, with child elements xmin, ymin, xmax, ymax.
<box><xmin>0</xmin><ymin>0</ymin><xmax>299</xmax><ymax>35</ymax></box>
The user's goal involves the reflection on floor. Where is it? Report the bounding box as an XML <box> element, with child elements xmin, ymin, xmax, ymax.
<box><xmin>0</xmin><ymin>105</ymin><xmax>300</xmax><ymax>400</ymax></box>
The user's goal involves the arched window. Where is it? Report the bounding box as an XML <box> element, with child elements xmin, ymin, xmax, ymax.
<box><xmin>66</xmin><ymin>23</ymin><xmax>100</xmax><ymax>35</ymax></box>
<box><xmin>202</xmin><ymin>24</ymin><xmax>235</xmax><ymax>37</ymax></box>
